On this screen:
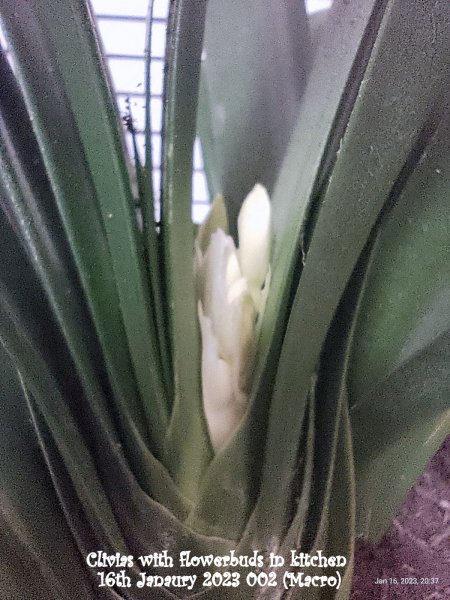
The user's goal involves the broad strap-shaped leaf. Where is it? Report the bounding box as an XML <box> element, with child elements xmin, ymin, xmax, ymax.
<box><xmin>38</xmin><ymin>0</ymin><xmax>170</xmax><ymax>434</ymax></box>
<box><xmin>0</xmin><ymin>0</ymin><xmax>169</xmax><ymax>453</ymax></box>
<box><xmin>299</xmin><ymin>405</ymin><xmax>356</xmax><ymax>600</ymax></box>
<box><xmin>0</xmin><ymin>343</ymin><xmax>98</xmax><ymax>600</ymax></box>
<box><xmin>0</xmin><ymin>46</ymin><xmax>152</xmax><ymax>444</ymax></box>
<box><xmin>0</xmin><ymin>303</ymin><xmax>236</xmax><ymax>598</ymax></box>
<box><xmin>1</xmin><ymin>177</ymin><xmax>235</xmax><ymax>599</ymax></box>
<box><xmin>1</xmin><ymin>4</ymin><xmax>239</xmax><ymax>593</ymax></box>
<box><xmin>241</xmin><ymin>238</ymin><xmax>363</xmax><ymax>567</ymax></box>
<box><xmin>0</xmin><ymin>296</ymin><xmax>130</xmax><ymax>560</ymax></box>
<box><xmin>161</xmin><ymin>0</ymin><xmax>213</xmax><ymax>500</ymax></box>
<box><xmin>349</xmin><ymin>108</ymin><xmax>450</xmax><ymax>540</ymax></box>
<box><xmin>233</xmin><ymin>395</ymin><xmax>316</xmax><ymax>600</ymax></box>
<box><xmin>198</xmin><ymin>0</ymin><xmax>311</xmax><ymax>233</ymax></box>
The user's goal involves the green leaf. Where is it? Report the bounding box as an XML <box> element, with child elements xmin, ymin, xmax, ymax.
<box><xmin>1</xmin><ymin>2</ymin><xmax>234</xmax><ymax>574</ymax></box>
<box><xmin>0</xmin><ymin>0</ymin><xmax>169</xmax><ymax>453</ymax></box>
<box><xmin>0</xmin><ymin>286</ymin><xmax>129</xmax><ymax>558</ymax></box>
<box><xmin>142</xmin><ymin>0</ymin><xmax>173</xmax><ymax>402</ymax></box>
<box><xmin>0</xmin><ymin>343</ymin><xmax>96</xmax><ymax>600</ymax></box>
<box><xmin>349</xmin><ymin>108</ymin><xmax>450</xmax><ymax>540</ymax></box>
<box><xmin>41</xmin><ymin>0</ymin><xmax>171</xmax><ymax>431</ymax></box>
<box><xmin>198</xmin><ymin>0</ymin><xmax>311</xmax><ymax>234</ymax></box>
<box><xmin>0</xmin><ymin>50</ymin><xmax>120</xmax><ymax>468</ymax></box>
<box><xmin>0</xmin><ymin>200</ymin><xmax>233</xmax><ymax>590</ymax></box>
<box><xmin>0</xmin><ymin>206</ymin><xmax>133</xmax><ymax>587</ymax></box>
<box><xmin>0</xmin><ymin>206</ymin><xmax>234</xmax><ymax>600</ymax></box>
<box><xmin>161</xmin><ymin>0</ymin><xmax>213</xmax><ymax>500</ymax></box>
<box><xmin>300</xmin><ymin>404</ymin><xmax>356</xmax><ymax>600</ymax></box>
<box><xmin>0</xmin><ymin>46</ymin><xmax>150</xmax><ymax>436</ymax></box>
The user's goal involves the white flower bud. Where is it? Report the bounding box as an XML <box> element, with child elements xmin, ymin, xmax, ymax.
<box><xmin>197</xmin><ymin>303</ymin><xmax>246</xmax><ymax>450</ymax></box>
<box><xmin>237</xmin><ymin>184</ymin><xmax>271</xmax><ymax>305</ymax></box>
<box><xmin>196</xmin><ymin>193</ymin><xmax>228</xmax><ymax>255</ymax></box>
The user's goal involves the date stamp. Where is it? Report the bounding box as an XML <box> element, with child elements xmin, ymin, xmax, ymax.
<box><xmin>375</xmin><ymin>577</ymin><xmax>440</xmax><ymax>586</ymax></box>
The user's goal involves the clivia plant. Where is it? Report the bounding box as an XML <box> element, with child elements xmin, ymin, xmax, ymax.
<box><xmin>0</xmin><ymin>0</ymin><xmax>448</xmax><ymax>598</ymax></box>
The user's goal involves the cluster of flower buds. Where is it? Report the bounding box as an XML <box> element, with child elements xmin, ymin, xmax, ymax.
<box><xmin>194</xmin><ymin>184</ymin><xmax>272</xmax><ymax>450</ymax></box>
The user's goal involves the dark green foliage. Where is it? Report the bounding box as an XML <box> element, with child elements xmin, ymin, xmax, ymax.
<box><xmin>0</xmin><ymin>0</ymin><xmax>448</xmax><ymax>597</ymax></box>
